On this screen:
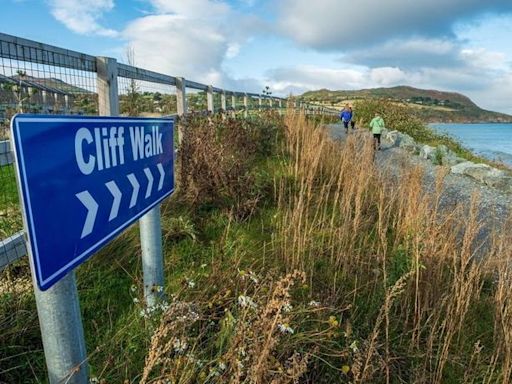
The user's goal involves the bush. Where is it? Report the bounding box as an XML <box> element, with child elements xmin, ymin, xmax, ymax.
<box><xmin>178</xmin><ymin>114</ymin><xmax>283</xmax><ymax>219</ymax></box>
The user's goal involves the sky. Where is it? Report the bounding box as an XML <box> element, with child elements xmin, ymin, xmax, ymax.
<box><xmin>3</xmin><ymin>0</ymin><xmax>512</xmax><ymax>113</ymax></box>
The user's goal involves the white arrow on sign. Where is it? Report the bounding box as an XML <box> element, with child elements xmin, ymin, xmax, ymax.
<box><xmin>105</xmin><ymin>181</ymin><xmax>122</xmax><ymax>221</ymax></box>
<box><xmin>76</xmin><ymin>191</ymin><xmax>98</xmax><ymax>238</ymax></box>
<box><xmin>157</xmin><ymin>163</ymin><xmax>165</xmax><ymax>191</ymax></box>
<box><xmin>144</xmin><ymin>168</ymin><xmax>153</xmax><ymax>198</ymax></box>
<box><xmin>127</xmin><ymin>173</ymin><xmax>140</xmax><ymax>208</ymax></box>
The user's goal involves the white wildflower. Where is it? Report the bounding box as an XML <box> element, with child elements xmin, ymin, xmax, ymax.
<box><xmin>238</xmin><ymin>295</ymin><xmax>258</xmax><ymax>309</ymax></box>
<box><xmin>349</xmin><ymin>340</ymin><xmax>359</xmax><ymax>353</ymax></box>
<box><xmin>218</xmin><ymin>361</ymin><xmax>227</xmax><ymax>371</ymax></box>
<box><xmin>173</xmin><ymin>338</ymin><xmax>188</xmax><ymax>354</ymax></box>
<box><xmin>189</xmin><ymin>311</ymin><xmax>200</xmax><ymax>321</ymax></box>
<box><xmin>248</xmin><ymin>271</ymin><xmax>259</xmax><ymax>284</ymax></box>
<box><xmin>89</xmin><ymin>378</ymin><xmax>99</xmax><ymax>384</ymax></box>
<box><xmin>186</xmin><ymin>279</ymin><xmax>196</xmax><ymax>288</ymax></box>
<box><xmin>132</xmin><ymin>297</ymin><xmax>139</xmax><ymax>304</ymax></box>
<box><xmin>278</xmin><ymin>323</ymin><xmax>294</xmax><ymax>334</ymax></box>
<box><xmin>282</xmin><ymin>303</ymin><xmax>293</xmax><ymax>313</ymax></box>
<box><xmin>200</xmin><ymin>263</ymin><xmax>207</xmax><ymax>269</ymax></box>
<box><xmin>130</xmin><ymin>284</ymin><xmax>137</xmax><ymax>293</ymax></box>
<box><xmin>308</xmin><ymin>300</ymin><xmax>320</xmax><ymax>307</ymax></box>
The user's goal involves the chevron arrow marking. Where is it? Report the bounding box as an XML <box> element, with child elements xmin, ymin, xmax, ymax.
<box><xmin>76</xmin><ymin>190</ymin><xmax>98</xmax><ymax>238</ymax></box>
<box><xmin>105</xmin><ymin>181</ymin><xmax>122</xmax><ymax>221</ymax></box>
<box><xmin>127</xmin><ymin>173</ymin><xmax>140</xmax><ymax>208</ymax></box>
<box><xmin>144</xmin><ymin>168</ymin><xmax>153</xmax><ymax>198</ymax></box>
<box><xmin>157</xmin><ymin>163</ymin><xmax>165</xmax><ymax>191</ymax></box>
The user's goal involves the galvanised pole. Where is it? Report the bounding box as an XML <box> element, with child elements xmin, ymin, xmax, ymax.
<box><xmin>140</xmin><ymin>204</ymin><xmax>165</xmax><ymax>307</ymax></box>
<box><xmin>33</xmin><ymin>272</ymin><xmax>88</xmax><ymax>383</ymax></box>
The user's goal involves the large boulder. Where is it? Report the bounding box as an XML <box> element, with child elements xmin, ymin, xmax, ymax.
<box><xmin>451</xmin><ymin>161</ymin><xmax>505</xmax><ymax>183</ymax></box>
<box><xmin>419</xmin><ymin>144</ymin><xmax>436</xmax><ymax>160</ymax></box>
<box><xmin>483</xmin><ymin>176</ymin><xmax>512</xmax><ymax>193</ymax></box>
<box><xmin>382</xmin><ymin>129</ymin><xmax>399</xmax><ymax>146</ymax></box>
<box><xmin>432</xmin><ymin>145</ymin><xmax>465</xmax><ymax>166</ymax></box>
<box><xmin>465</xmin><ymin>165</ymin><xmax>504</xmax><ymax>183</ymax></box>
<box><xmin>441</xmin><ymin>153</ymin><xmax>465</xmax><ymax>167</ymax></box>
<box><xmin>396</xmin><ymin>133</ymin><xmax>417</xmax><ymax>152</ymax></box>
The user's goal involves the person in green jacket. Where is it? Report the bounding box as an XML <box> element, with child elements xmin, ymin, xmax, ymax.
<box><xmin>369</xmin><ymin>112</ymin><xmax>385</xmax><ymax>150</ymax></box>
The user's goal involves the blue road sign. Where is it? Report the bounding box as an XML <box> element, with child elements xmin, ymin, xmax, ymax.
<box><xmin>11</xmin><ymin>115</ymin><xmax>174</xmax><ymax>290</ymax></box>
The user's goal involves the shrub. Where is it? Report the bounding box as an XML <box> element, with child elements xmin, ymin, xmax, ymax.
<box><xmin>178</xmin><ymin>114</ymin><xmax>283</xmax><ymax>219</ymax></box>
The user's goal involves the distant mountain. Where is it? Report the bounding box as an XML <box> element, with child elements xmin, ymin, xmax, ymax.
<box><xmin>299</xmin><ymin>86</ymin><xmax>512</xmax><ymax>123</ymax></box>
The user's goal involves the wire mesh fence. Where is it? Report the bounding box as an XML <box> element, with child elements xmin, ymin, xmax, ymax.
<box><xmin>118</xmin><ymin>76</ymin><xmax>177</xmax><ymax>117</ymax></box>
<box><xmin>213</xmin><ymin>91</ymin><xmax>222</xmax><ymax>113</ymax></box>
<box><xmin>186</xmin><ymin>88</ymin><xmax>208</xmax><ymax>114</ymax></box>
<box><xmin>0</xmin><ymin>35</ymin><xmax>99</xmax><ymax>271</ymax></box>
<box><xmin>0</xmin><ymin>32</ymin><xmax>337</xmax><ymax>274</ymax></box>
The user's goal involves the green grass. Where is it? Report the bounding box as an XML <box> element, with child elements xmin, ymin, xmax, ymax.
<box><xmin>0</xmin><ymin>164</ymin><xmax>22</xmax><ymax>237</ymax></box>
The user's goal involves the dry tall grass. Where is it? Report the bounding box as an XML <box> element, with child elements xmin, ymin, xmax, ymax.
<box><xmin>274</xmin><ymin>111</ymin><xmax>512</xmax><ymax>382</ymax></box>
<box><xmin>141</xmin><ymin>112</ymin><xmax>512</xmax><ymax>383</ymax></box>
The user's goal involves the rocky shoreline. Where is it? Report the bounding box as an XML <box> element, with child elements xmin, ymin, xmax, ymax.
<box><xmin>382</xmin><ymin>128</ymin><xmax>512</xmax><ymax>193</ymax></box>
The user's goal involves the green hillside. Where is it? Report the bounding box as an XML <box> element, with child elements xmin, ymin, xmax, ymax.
<box><xmin>299</xmin><ymin>85</ymin><xmax>512</xmax><ymax>123</ymax></box>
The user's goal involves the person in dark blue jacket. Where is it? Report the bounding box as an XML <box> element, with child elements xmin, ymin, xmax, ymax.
<box><xmin>339</xmin><ymin>104</ymin><xmax>352</xmax><ymax>134</ymax></box>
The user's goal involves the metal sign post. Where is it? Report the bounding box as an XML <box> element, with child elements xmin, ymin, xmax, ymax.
<box><xmin>33</xmin><ymin>271</ymin><xmax>88</xmax><ymax>383</ymax></box>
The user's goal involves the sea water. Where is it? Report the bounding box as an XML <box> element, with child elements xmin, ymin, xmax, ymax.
<box><xmin>430</xmin><ymin>123</ymin><xmax>512</xmax><ymax>167</ymax></box>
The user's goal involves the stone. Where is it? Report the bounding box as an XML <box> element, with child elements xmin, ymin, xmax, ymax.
<box><xmin>451</xmin><ymin>161</ymin><xmax>479</xmax><ymax>174</ymax></box>
<box><xmin>483</xmin><ymin>176</ymin><xmax>512</xmax><ymax>193</ymax></box>
<box><xmin>465</xmin><ymin>165</ymin><xmax>504</xmax><ymax>183</ymax></box>
<box><xmin>396</xmin><ymin>133</ymin><xmax>417</xmax><ymax>152</ymax></box>
<box><xmin>441</xmin><ymin>154</ymin><xmax>465</xmax><ymax>167</ymax></box>
<box><xmin>382</xmin><ymin>130</ymin><xmax>399</xmax><ymax>146</ymax></box>
<box><xmin>419</xmin><ymin>145</ymin><xmax>436</xmax><ymax>160</ymax></box>
<box><xmin>451</xmin><ymin>161</ymin><xmax>505</xmax><ymax>184</ymax></box>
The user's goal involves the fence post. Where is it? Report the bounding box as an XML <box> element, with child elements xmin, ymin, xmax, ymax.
<box><xmin>207</xmin><ymin>85</ymin><xmax>214</xmax><ymax>114</ymax></box>
<box><xmin>231</xmin><ymin>94</ymin><xmax>236</xmax><ymax>118</ymax></box>
<box><xmin>269</xmin><ymin>97</ymin><xmax>273</xmax><ymax>109</ymax></box>
<box><xmin>176</xmin><ymin>77</ymin><xmax>187</xmax><ymax>144</ymax></box>
<box><xmin>243</xmin><ymin>93</ymin><xmax>248</xmax><ymax>118</ymax></box>
<box><xmin>221</xmin><ymin>90</ymin><xmax>227</xmax><ymax>119</ymax></box>
<box><xmin>258</xmin><ymin>96</ymin><xmax>262</xmax><ymax>110</ymax></box>
<box><xmin>96</xmin><ymin>57</ymin><xmax>119</xmax><ymax>116</ymax></box>
<box><xmin>33</xmin><ymin>271</ymin><xmax>88</xmax><ymax>383</ymax></box>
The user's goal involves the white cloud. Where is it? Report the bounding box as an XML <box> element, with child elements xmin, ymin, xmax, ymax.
<box><xmin>149</xmin><ymin>0</ymin><xmax>230</xmax><ymax>19</ymax></box>
<box><xmin>277</xmin><ymin>0</ymin><xmax>512</xmax><ymax>50</ymax></box>
<box><xmin>124</xmin><ymin>14</ymin><xmax>226</xmax><ymax>85</ymax></box>
<box><xmin>344</xmin><ymin>38</ymin><xmax>460</xmax><ymax>69</ymax></box>
<box><xmin>370</xmin><ymin>67</ymin><xmax>408</xmax><ymax>85</ymax></box>
<box><xmin>460</xmin><ymin>48</ymin><xmax>508</xmax><ymax>70</ymax></box>
<box><xmin>266</xmin><ymin>65</ymin><xmax>368</xmax><ymax>94</ymax></box>
<box><xmin>48</xmin><ymin>0</ymin><xmax>118</xmax><ymax>37</ymax></box>
<box><xmin>122</xmin><ymin>0</ymin><xmax>258</xmax><ymax>88</ymax></box>
<box><xmin>226</xmin><ymin>43</ymin><xmax>241</xmax><ymax>59</ymax></box>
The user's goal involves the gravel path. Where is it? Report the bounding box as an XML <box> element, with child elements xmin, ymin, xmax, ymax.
<box><xmin>328</xmin><ymin>124</ymin><xmax>511</xmax><ymax>241</ymax></box>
